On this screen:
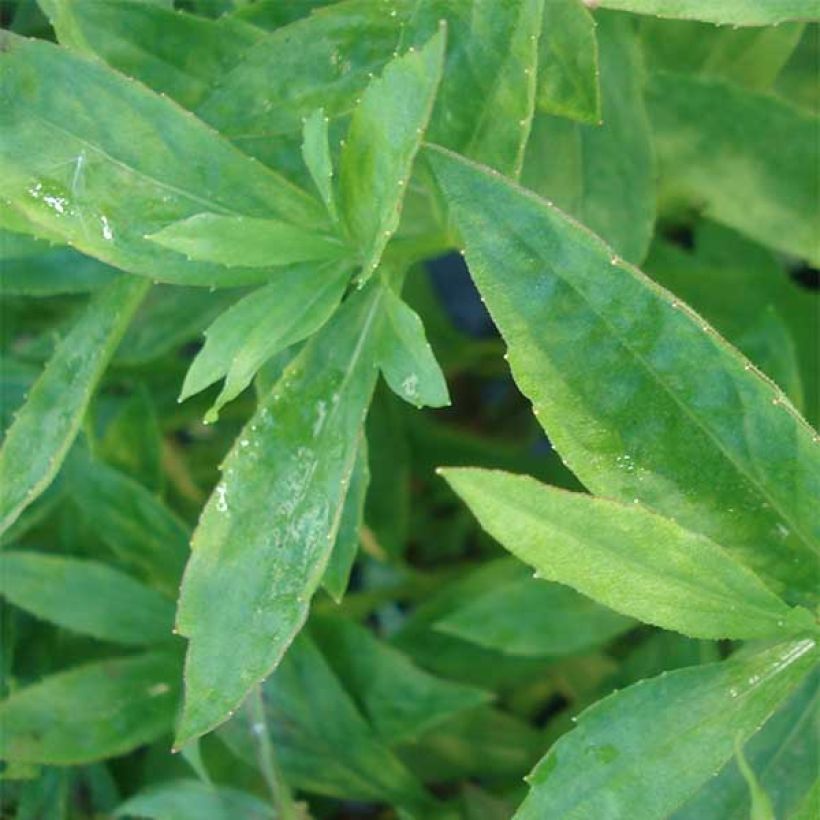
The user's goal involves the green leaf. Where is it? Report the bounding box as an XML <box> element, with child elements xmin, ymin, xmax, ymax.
<box><xmin>310</xmin><ymin>614</ymin><xmax>491</xmax><ymax>745</ymax></box>
<box><xmin>218</xmin><ymin>634</ymin><xmax>436</xmax><ymax>812</ymax></box>
<box><xmin>0</xmin><ymin>551</ymin><xmax>174</xmax><ymax>645</ymax></box>
<box><xmin>147</xmin><ymin>213</ymin><xmax>349</xmax><ymax>268</ymax></box>
<box><xmin>735</xmin><ymin>739</ymin><xmax>776</xmax><ymax>820</ymax></box>
<box><xmin>0</xmin><ymin>652</ymin><xmax>181</xmax><ymax>765</ymax></box>
<box><xmin>339</xmin><ymin>27</ymin><xmax>445</xmax><ymax>281</ymax></box>
<box><xmin>648</xmin><ymin>70</ymin><xmax>820</xmax><ymax>265</ymax></box>
<box><xmin>523</xmin><ymin>12</ymin><xmax>655</xmax><ymax>263</ymax></box>
<box><xmin>427</xmin><ymin>144</ymin><xmax>820</xmax><ymax>606</ymax></box>
<box><xmin>536</xmin><ymin>0</ymin><xmax>600</xmax><ymax>122</ymax></box>
<box><xmin>0</xmin><ymin>275</ymin><xmax>148</xmax><ymax>535</ymax></box>
<box><xmin>180</xmin><ymin>261</ymin><xmax>352</xmax><ymax>421</ymax></box>
<box><xmin>790</xmin><ymin>779</ymin><xmax>820</xmax><ymax>820</ymax></box>
<box><xmin>377</xmin><ymin>287</ymin><xmax>450</xmax><ymax>408</ymax></box>
<box><xmin>37</xmin><ymin>0</ymin><xmax>262</xmax><ymax>109</ymax></box>
<box><xmin>302</xmin><ymin>107</ymin><xmax>338</xmax><ymax>222</ymax></box>
<box><xmin>441</xmin><ymin>468</ymin><xmax>812</xmax><ymax>640</ymax></box>
<box><xmin>114</xmin><ymin>779</ymin><xmax>274</xmax><ymax>820</ymax></box>
<box><xmin>0</xmin><ymin>231</ymin><xmax>120</xmax><ymax>295</ymax></box>
<box><xmin>175</xmin><ymin>284</ymin><xmax>385</xmax><ymax>745</ymax></box>
<box><xmin>516</xmin><ymin>639</ymin><xmax>818</xmax><ymax>820</ymax></box>
<box><xmin>594</xmin><ymin>0</ymin><xmax>820</xmax><ymax>25</ymax></box>
<box><xmin>66</xmin><ymin>451</ymin><xmax>189</xmax><ymax>597</ymax></box>
<box><xmin>673</xmin><ymin>667</ymin><xmax>818</xmax><ymax>819</ymax></box>
<box><xmin>434</xmin><ymin>558</ymin><xmax>634</xmax><ymax>656</ymax></box>
<box><xmin>321</xmin><ymin>436</ymin><xmax>368</xmax><ymax>602</ymax></box>
<box><xmin>0</xmin><ymin>32</ymin><xmax>325</xmax><ymax>286</ymax></box>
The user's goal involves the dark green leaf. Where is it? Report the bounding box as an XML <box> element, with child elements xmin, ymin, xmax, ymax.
<box><xmin>0</xmin><ymin>652</ymin><xmax>181</xmax><ymax>765</ymax></box>
<box><xmin>0</xmin><ymin>551</ymin><xmax>174</xmax><ymax>645</ymax></box>
<box><xmin>0</xmin><ymin>275</ymin><xmax>148</xmax><ymax>534</ymax></box>
<box><xmin>427</xmin><ymin>144</ymin><xmax>820</xmax><ymax>606</ymax></box>
<box><xmin>516</xmin><ymin>639</ymin><xmax>818</xmax><ymax>819</ymax></box>
<box><xmin>175</xmin><ymin>284</ymin><xmax>384</xmax><ymax>744</ymax></box>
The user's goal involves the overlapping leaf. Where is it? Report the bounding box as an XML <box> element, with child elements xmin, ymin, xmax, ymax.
<box><xmin>594</xmin><ymin>0</ymin><xmax>820</xmax><ymax>25</ymax></box>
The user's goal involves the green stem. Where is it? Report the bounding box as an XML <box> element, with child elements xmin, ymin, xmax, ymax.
<box><xmin>246</xmin><ymin>685</ymin><xmax>298</xmax><ymax>819</ymax></box>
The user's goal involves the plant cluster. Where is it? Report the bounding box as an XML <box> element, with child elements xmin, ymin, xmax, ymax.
<box><xmin>0</xmin><ymin>0</ymin><xmax>818</xmax><ymax>818</ymax></box>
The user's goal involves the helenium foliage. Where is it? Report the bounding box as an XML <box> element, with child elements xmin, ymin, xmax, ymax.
<box><xmin>0</xmin><ymin>0</ymin><xmax>818</xmax><ymax>817</ymax></box>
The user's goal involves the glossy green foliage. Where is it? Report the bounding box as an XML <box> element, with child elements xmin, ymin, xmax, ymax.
<box><xmin>648</xmin><ymin>71</ymin><xmax>820</xmax><ymax>265</ymax></box>
<box><xmin>0</xmin><ymin>551</ymin><xmax>174</xmax><ymax>645</ymax></box>
<box><xmin>339</xmin><ymin>29</ymin><xmax>444</xmax><ymax>280</ymax></box>
<box><xmin>0</xmin><ymin>275</ymin><xmax>147</xmax><ymax>533</ymax></box>
<box><xmin>428</xmin><ymin>145</ymin><xmax>820</xmax><ymax>606</ymax></box>
<box><xmin>0</xmin><ymin>653</ymin><xmax>181</xmax><ymax>764</ymax></box>
<box><xmin>516</xmin><ymin>639</ymin><xmax>817</xmax><ymax>819</ymax></box>
<box><xmin>2</xmin><ymin>2</ymin><xmax>818</xmax><ymax>816</ymax></box>
<box><xmin>0</xmin><ymin>33</ymin><xmax>324</xmax><ymax>286</ymax></box>
<box><xmin>595</xmin><ymin>0</ymin><xmax>820</xmax><ymax>25</ymax></box>
<box><xmin>442</xmin><ymin>468</ymin><xmax>812</xmax><ymax>639</ymax></box>
<box><xmin>175</xmin><ymin>285</ymin><xmax>384</xmax><ymax>744</ymax></box>
<box><xmin>179</xmin><ymin>261</ymin><xmax>352</xmax><ymax>420</ymax></box>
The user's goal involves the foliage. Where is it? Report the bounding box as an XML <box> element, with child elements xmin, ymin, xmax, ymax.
<box><xmin>0</xmin><ymin>0</ymin><xmax>818</xmax><ymax>817</ymax></box>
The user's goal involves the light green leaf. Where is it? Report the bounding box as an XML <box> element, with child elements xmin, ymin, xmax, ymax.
<box><xmin>147</xmin><ymin>213</ymin><xmax>349</xmax><ymax>268</ymax></box>
<box><xmin>536</xmin><ymin>0</ymin><xmax>600</xmax><ymax>122</ymax></box>
<box><xmin>441</xmin><ymin>469</ymin><xmax>812</xmax><ymax>640</ymax></box>
<box><xmin>594</xmin><ymin>0</ymin><xmax>819</xmax><ymax>25</ymax></box>
<box><xmin>523</xmin><ymin>12</ymin><xmax>655</xmax><ymax>263</ymax></box>
<box><xmin>218</xmin><ymin>634</ymin><xmax>436</xmax><ymax>812</ymax></box>
<box><xmin>673</xmin><ymin>667</ymin><xmax>818</xmax><ymax>819</ymax></box>
<box><xmin>735</xmin><ymin>739</ymin><xmax>776</xmax><ymax>820</ymax></box>
<box><xmin>0</xmin><ymin>551</ymin><xmax>174</xmax><ymax>646</ymax></box>
<box><xmin>321</xmin><ymin>435</ymin><xmax>369</xmax><ymax>602</ymax></box>
<box><xmin>180</xmin><ymin>261</ymin><xmax>352</xmax><ymax>421</ymax></box>
<box><xmin>66</xmin><ymin>451</ymin><xmax>189</xmax><ymax>597</ymax></box>
<box><xmin>434</xmin><ymin>558</ymin><xmax>634</xmax><ymax>656</ymax></box>
<box><xmin>0</xmin><ymin>32</ymin><xmax>325</xmax><ymax>286</ymax></box>
<box><xmin>427</xmin><ymin>144</ymin><xmax>820</xmax><ymax>606</ymax></box>
<box><xmin>175</xmin><ymin>284</ymin><xmax>385</xmax><ymax>745</ymax></box>
<box><xmin>648</xmin><ymin>70</ymin><xmax>820</xmax><ymax>265</ymax></box>
<box><xmin>311</xmin><ymin>614</ymin><xmax>491</xmax><ymax>745</ymax></box>
<box><xmin>790</xmin><ymin>779</ymin><xmax>820</xmax><ymax>820</ymax></box>
<box><xmin>0</xmin><ymin>275</ymin><xmax>148</xmax><ymax>535</ymax></box>
<box><xmin>36</xmin><ymin>0</ymin><xmax>262</xmax><ymax>109</ymax></box>
<box><xmin>516</xmin><ymin>639</ymin><xmax>818</xmax><ymax>820</ymax></box>
<box><xmin>302</xmin><ymin>107</ymin><xmax>338</xmax><ymax>221</ymax></box>
<box><xmin>339</xmin><ymin>27</ymin><xmax>445</xmax><ymax>281</ymax></box>
<box><xmin>0</xmin><ymin>652</ymin><xmax>181</xmax><ymax>765</ymax></box>
<box><xmin>378</xmin><ymin>288</ymin><xmax>450</xmax><ymax>408</ymax></box>
<box><xmin>114</xmin><ymin>779</ymin><xmax>274</xmax><ymax>820</ymax></box>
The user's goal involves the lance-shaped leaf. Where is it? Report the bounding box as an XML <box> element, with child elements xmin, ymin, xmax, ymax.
<box><xmin>339</xmin><ymin>27</ymin><xmax>445</xmax><ymax>281</ymax></box>
<box><xmin>302</xmin><ymin>107</ymin><xmax>338</xmax><ymax>221</ymax></box>
<box><xmin>218</xmin><ymin>634</ymin><xmax>437</xmax><ymax>813</ymax></box>
<box><xmin>515</xmin><ymin>639</ymin><xmax>817</xmax><ymax>819</ymax></box>
<box><xmin>0</xmin><ymin>275</ymin><xmax>148</xmax><ymax>535</ymax></box>
<box><xmin>441</xmin><ymin>469</ymin><xmax>812</xmax><ymax>640</ymax></box>
<box><xmin>434</xmin><ymin>557</ymin><xmax>634</xmax><ymax>656</ymax></box>
<box><xmin>310</xmin><ymin>614</ymin><xmax>491</xmax><ymax>745</ymax></box>
<box><xmin>536</xmin><ymin>0</ymin><xmax>600</xmax><ymax>123</ymax></box>
<box><xmin>0</xmin><ymin>652</ymin><xmax>181</xmax><ymax>765</ymax></box>
<box><xmin>67</xmin><ymin>451</ymin><xmax>189</xmax><ymax>597</ymax></box>
<box><xmin>648</xmin><ymin>70</ymin><xmax>820</xmax><ymax>265</ymax></box>
<box><xmin>427</xmin><ymin>145</ymin><xmax>820</xmax><ymax>606</ymax></box>
<box><xmin>674</xmin><ymin>667</ymin><xmax>818</xmax><ymax>819</ymax></box>
<box><xmin>377</xmin><ymin>288</ymin><xmax>450</xmax><ymax>409</ymax></box>
<box><xmin>0</xmin><ymin>32</ymin><xmax>325</xmax><ymax>286</ymax></box>
<box><xmin>321</xmin><ymin>435</ymin><xmax>369</xmax><ymax>602</ymax></box>
<box><xmin>175</xmin><ymin>284</ymin><xmax>385</xmax><ymax>745</ymax></box>
<box><xmin>0</xmin><ymin>552</ymin><xmax>175</xmax><ymax>646</ymax></box>
<box><xmin>147</xmin><ymin>213</ymin><xmax>349</xmax><ymax>268</ymax></box>
<box><xmin>115</xmin><ymin>780</ymin><xmax>274</xmax><ymax>820</ymax></box>
<box><xmin>180</xmin><ymin>261</ymin><xmax>352</xmax><ymax>421</ymax></box>
<box><xmin>593</xmin><ymin>0</ymin><xmax>819</xmax><ymax>25</ymax></box>
<box><xmin>37</xmin><ymin>0</ymin><xmax>262</xmax><ymax>109</ymax></box>
<box><xmin>523</xmin><ymin>12</ymin><xmax>655</xmax><ymax>263</ymax></box>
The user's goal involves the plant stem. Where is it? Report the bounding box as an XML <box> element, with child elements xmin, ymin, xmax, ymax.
<box><xmin>246</xmin><ymin>684</ymin><xmax>298</xmax><ymax>819</ymax></box>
